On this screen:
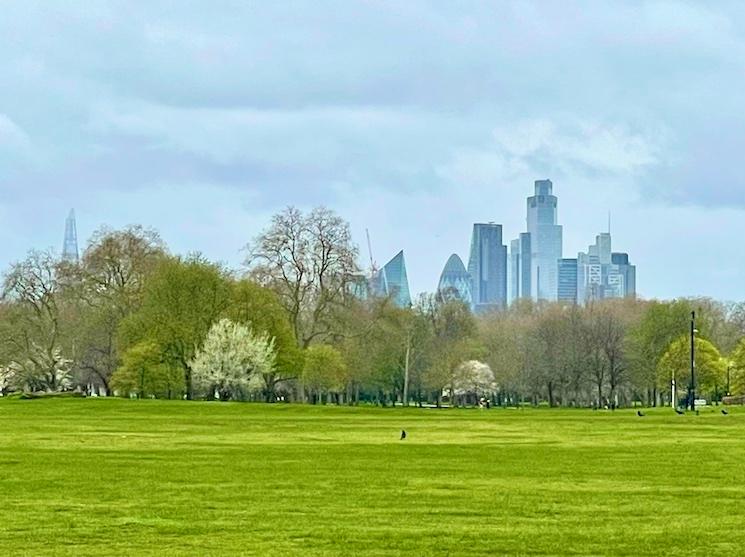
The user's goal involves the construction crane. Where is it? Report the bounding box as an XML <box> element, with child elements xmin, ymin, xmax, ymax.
<box><xmin>366</xmin><ymin>228</ymin><xmax>378</xmax><ymax>278</ymax></box>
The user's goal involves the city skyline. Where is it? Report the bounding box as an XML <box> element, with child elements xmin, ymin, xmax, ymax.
<box><xmin>55</xmin><ymin>181</ymin><xmax>638</xmax><ymax>308</ymax></box>
<box><xmin>3</xmin><ymin>2</ymin><xmax>745</xmax><ymax>301</ymax></box>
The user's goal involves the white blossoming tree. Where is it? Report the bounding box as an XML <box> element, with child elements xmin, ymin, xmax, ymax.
<box><xmin>7</xmin><ymin>344</ymin><xmax>73</xmax><ymax>393</ymax></box>
<box><xmin>191</xmin><ymin>318</ymin><xmax>276</xmax><ymax>401</ymax></box>
<box><xmin>452</xmin><ymin>360</ymin><xmax>496</xmax><ymax>400</ymax></box>
<box><xmin>0</xmin><ymin>365</ymin><xmax>14</xmax><ymax>395</ymax></box>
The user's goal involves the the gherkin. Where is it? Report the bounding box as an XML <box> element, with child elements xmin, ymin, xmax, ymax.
<box><xmin>437</xmin><ymin>254</ymin><xmax>471</xmax><ymax>303</ymax></box>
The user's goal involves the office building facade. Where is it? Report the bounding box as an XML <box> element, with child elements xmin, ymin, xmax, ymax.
<box><xmin>558</xmin><ymin>258</ymin><xmax>578</xmax><ymax>303</ymax></box>
<box><xmin>577</xmin><ymin>233</ymin><xmax>636</xmax><ymax>303</ymax></box>
<box><xmin>467</xmin><ymin>223</ymin><xmax>508</xmax><ymax>313</ymax></box>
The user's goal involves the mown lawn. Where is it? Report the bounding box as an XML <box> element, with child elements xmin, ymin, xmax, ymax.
<box><xmin>0</xmin><ymin>399</ymin><xmax>743</xmax><ymax>556</ymax></box>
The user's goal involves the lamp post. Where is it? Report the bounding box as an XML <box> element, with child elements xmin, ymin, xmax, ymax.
<box><xmin>689</xmin><ymin>311</ymin><xmax>696</xmax><ymax>412</ymax></box>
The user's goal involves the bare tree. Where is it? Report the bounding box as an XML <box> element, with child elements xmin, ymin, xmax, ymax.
<box><xmin>584</xmin><ymin>303</ymin><xmax>609</xmax><ymax>408</ymax></box>
<box><xmin>530</xmin><ymin>305</ymin><xmax>572</xmax><ymax>407</ymax></box>
<box><xmin>2</xmin><ymin>250</ymin><xmax>69</xmax><ymax>390</ymax></box>
<box><xmin>596</xmin><ymin>302</ymin><xmax>628</xmax><ymax>409</ymax></box>
<box><xmin>245</xmin><ymin>206</ymin><xmax>359</xmax><ymax>348</ymax></box>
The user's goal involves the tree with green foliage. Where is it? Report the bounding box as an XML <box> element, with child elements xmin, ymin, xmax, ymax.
<box><xmin>226</xmin><ymin>279</ymin><xmax>302</xmax><ymax>401</ymax></box>
<box><xmin>191</xmin><ymin>318</ymin><xmax>275</xmax><ymax>401</ymax></box>
<box><xmin>111</xmin><ymin>341</ymin><xmax>183</xmax><ymax>399</ymax></box>
<box><xmin>302</xmin><ymin>344</ymin><xmax>347</xmax><ymax>403</ymax></box>
<box><xmin>119</xmin><ymin>255</ymin><xmax>232</xmax><ymax>399</ymax></box>
<box><xmin>658</xmin><ymin>336</ymin><xmax>726</xmax><ymax>402</ymax></box>
<box><xmin>65</xmin><ymin>225</ymin><xmax>166</xmax><ymax>394</ymax></box>
<box><xmin>627</xmin><ymin>300</ymin><xmax>692</xmax><ymax>405</ymax></box>
<box><xmin>686</xmin><ymin>297</ymin><xmax>743</xmax><ymax>356</ymax></box>
<box><xmin>727</xmin><ymin>338</ymin><xmax>745</xmax><ymax>396</ymax></box>
<box><xmin>417</xmin><ymin>295</ymin><xmax>479</xmax><ymax>406</ymax></box>
<box><xmin>335</xmin><ymin>297</ymin><xmax>422</xmax><ymax>405</ymax></box>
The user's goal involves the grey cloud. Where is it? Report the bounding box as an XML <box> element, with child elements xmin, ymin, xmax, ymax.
<box><xmin>3</xmin><ymin>1</ymin><xmax>745</xmax><ymax>298</ymax></box>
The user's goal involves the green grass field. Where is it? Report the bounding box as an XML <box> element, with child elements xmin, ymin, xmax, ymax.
<box><xmin>1</xmin><ymin>399</ymin><xmax>744</xmax><ymax>556</ymax></box>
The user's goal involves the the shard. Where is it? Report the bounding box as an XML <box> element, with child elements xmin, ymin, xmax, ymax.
<box><xmin>62</xmin><ymin>209</ymin><xmax>79</xmax><ymax>263</ymax></box>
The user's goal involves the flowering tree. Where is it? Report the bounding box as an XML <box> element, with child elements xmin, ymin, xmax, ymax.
<box><xmin>453</xmin><ymin>360</ymin><xmax>496</xmax><ymax>397</ymax></box>
<box><xmin>191</xmin><ymin>319</ymin><xmax>276</xmax><ymax>401</ymax></box>
<box><xmin>7</xmin><ymin>344</ymin><xmax>72</xmax><ymax>392</ymax></box>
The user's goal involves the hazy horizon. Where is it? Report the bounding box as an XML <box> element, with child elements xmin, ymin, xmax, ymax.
<box><xmin>3</xmin><ymin>1</ymin><xmax>745</xmax><ymax>301</ymax></box>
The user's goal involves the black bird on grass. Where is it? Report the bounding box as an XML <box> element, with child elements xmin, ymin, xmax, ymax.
<box><xmin>675</xmin><ymin>408</ymin><xmax>685</xmax><ymax>415</ymax></box>
<box><xmin>637</xmin><ymin>410</ymin><xmax>645</xmax><ymax>417</ymax></box>
<box><xmin>722</xmin><ymin>409</ymin><xmax>729</xmax><ymax>415</ymax></box>
<box><xmin>400</xmin><ymin>430</ymin><xmax>407</xmax><ymax>440</ymax></box>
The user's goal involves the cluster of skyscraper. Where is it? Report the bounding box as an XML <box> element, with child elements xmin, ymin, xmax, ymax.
<box><xmin>437</xmin><ymin>179</ymin><xmax>636</xmax><ymax>310</ymax></box>
<box><xmin>59</xmin><ymin>181</ymin><xmax>633</xmax><ymax>312</ymax></box>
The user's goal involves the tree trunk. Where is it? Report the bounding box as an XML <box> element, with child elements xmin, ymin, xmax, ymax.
<box><xmin>403</xmin><ymin>338</ymin><xmax>411</xmax><ymax>407</ymax></box>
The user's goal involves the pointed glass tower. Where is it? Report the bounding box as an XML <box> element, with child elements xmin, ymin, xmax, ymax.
<box><xmin>62</xmin><ymin>209</ymin><xmax>79</xmax><ymax>263</ymax></box>
<box><xmin>372</xmin><ymin>250</ymin><xmax>411</xmax><ymax>307</ymax></box>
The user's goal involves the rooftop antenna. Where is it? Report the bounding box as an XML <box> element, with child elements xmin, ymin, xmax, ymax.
<box><xmin>608</xmin><ymin>210</ymin><xmax>611</xmax><ymax>235</ymax></box>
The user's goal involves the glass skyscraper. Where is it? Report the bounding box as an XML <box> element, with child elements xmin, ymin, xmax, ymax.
<box><xmin>62</xmin><ymin>209</ymin><xmax>79</xmax><ymax>263</ymax></box>
<box><xmin>558</xmin><ymin>258</ymin><xmax>578</xmax><ymax>303</ymax></box>
<box><xmin>437</xmin><ymin>254</ymin><xmax>472</xmax><ymax>303</ymax></box>
<box><xmin>577</xmin><ymin>233</ymin><xmax>636</xmax><ymax>303</ymax></box>
<box><xmin>509</xmin><ymin>232</ymin><xmax>532</xmax><ymax>302</ymax></box>
<box><xmin>467</xmin><ymin>223</ymin><xmax>507</xmax><ymax>313</ymax></box>
<box><xmin>373</xmin><ymin>250</ymin><xmax>412</xmax><ymax>307</ymax></box>
<box><xmin>526</xmin><ymin>180</ymin><xmax>563</xmax><ymax>301</ymax></box>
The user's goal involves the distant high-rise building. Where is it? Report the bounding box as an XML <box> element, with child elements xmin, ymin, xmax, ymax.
<box><xmin>577</xmin><ymin>233</ymin><xmax>635</xmax><ymax>303</ymax></box>
<box><xmin>612</xmin><ymin>252</ymin><xmax>636</xmax><ymax>299</ymax></box>
<box><xmin>509</xmin><ymin>239</ymin><xmax>521</xmax><ymax>303</ymax></box>
<box><xmin>437</xmin><ymin>254</ymin><xmax>471</xmax><ymax>303</ymax></box>
<box><xmin>526</xmin><ymin>180</ymin><xmax>563</xmax><ymax>301</ymax></box>
<box><xmin>509</xmin><ymin>232</ymin><xmax>533</xmax><ymax>303</ymax></box>
<box><xmin>372</xmin><ymin>250</ymin><xmax>411</xmax><ymax>307</ymax></box>
<box><xmin>62</xmin><ymin>209</ymin><xmax>79</xmax><ymax>263</ymax></box>
<box><xmin>557</xmin><ymin>258</ymin><xmax>578</xmax><ymax>303</ymax></box>
<box><xmin>467</xmin><ymin>223</ymin><xmax>507</xmax><ymax>313</ymax></box>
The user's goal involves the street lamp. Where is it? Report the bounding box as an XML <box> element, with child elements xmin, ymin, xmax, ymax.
<box><xmin>689</xmin><ymin>311</ymin><xmax>697</xmax><ymax>412</ymax></box>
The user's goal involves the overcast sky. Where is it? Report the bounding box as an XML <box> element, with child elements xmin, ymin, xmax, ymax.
<box><xmin>2</xmin><ymin>1</ymin><xmax>745</xmax><ymax>300</ymax></box>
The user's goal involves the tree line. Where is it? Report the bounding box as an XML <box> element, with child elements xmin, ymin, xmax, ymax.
<box><xmin>2</xmin><ymin>206</ymin><xmax>745</xmax><ymax>408</ymax></box>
